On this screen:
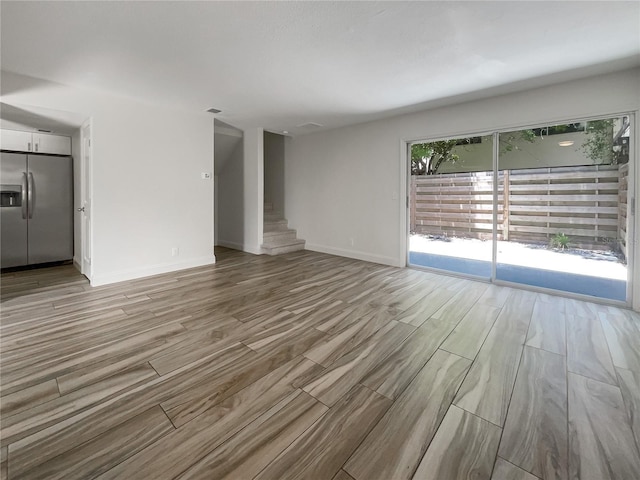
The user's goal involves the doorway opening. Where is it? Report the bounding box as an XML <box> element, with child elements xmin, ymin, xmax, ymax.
<box><xmin>0</xmin><ymin>103</ymin><xmax>92</xmax><ymax>283</ymax></box>
<box><xmin>214</xmin><ymin>120</ymin><xmax>244</xmax><ymax>250</ymax></box>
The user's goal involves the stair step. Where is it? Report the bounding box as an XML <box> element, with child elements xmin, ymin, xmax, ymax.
<box><xmin>264</xmin><ymin>213</ymin><xmax>284</xmax><ymax>222</ymax></box>
<box><xmin>264</xmin><ymin>218</ymin><xmax>288</xmax><ymax>227</ymax></box>
<box><xmin>262</xmin><ymin>234</ymin><xmax>304</xmax><ymax>247</ymax></box>
<box><xmin>263</xmin><ymin>229</ymin><xmax>297</xmax><ymax>242</ymax></box>
<box><xmin>264</xmin><ymin>201</ymin><xmax>273</xmax><ymax>212</ymax></box>
<box><xmin>264</xmin><ymin>223</ymin><xmax>291</xmax><ymax>233</ymax></box>
<box><xmin>261</xmin><ymin>239</ymin><xmax>305</xmax><ymax>255</ymax></box>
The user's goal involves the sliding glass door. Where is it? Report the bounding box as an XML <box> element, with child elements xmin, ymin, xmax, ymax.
<box><xmin>408</xmin><ymin>114</ymin><xmax>633</xmax><ymax>304</ymax></box>
<box><xmin>495</xmin><ymin>117</ymin><xmax>630</xmax><ymax>301</ymax></box>
<box><xmin>408</xmin><ymin>135</ymin><xmax>494</xmax><ymax>279</ymax></box>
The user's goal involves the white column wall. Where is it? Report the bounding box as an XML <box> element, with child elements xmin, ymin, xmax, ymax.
<box><xmin>243</xmin><ymin>127</ymin><xmax>264</xmax><ymax>254</ymax></box>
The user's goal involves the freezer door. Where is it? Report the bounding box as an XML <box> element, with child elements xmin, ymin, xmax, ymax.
<box><xmin>27</xmin><ymin>155</ymin><xmax>73</xmax><ymax>264</ymax></box>
<box><xmin>0</xmin><ymin>152</ymin><xmax>28</xmax><ymax>267</ymax></box>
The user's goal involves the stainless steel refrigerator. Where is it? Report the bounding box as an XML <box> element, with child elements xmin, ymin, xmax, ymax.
<box><xmin>1</xmin><ymin>152</ymin><xmax>73</xmax><ymax>268</ymax></box>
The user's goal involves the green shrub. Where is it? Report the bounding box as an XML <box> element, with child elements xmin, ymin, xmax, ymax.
<box><xmin>550</xmin><ymin>233</ymin><xmax>570</xmax><ymax>250</ymax></box>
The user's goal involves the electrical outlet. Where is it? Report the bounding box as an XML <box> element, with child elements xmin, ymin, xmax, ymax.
<box><xmin>171</xmin><ymin>247</ymin><xmax>179</xmax><ymax>257</ymax></box>
<box><xmin>201</xmin><ymin>172</ymin><xmax>212</xmax><ymax>180</ymax></box>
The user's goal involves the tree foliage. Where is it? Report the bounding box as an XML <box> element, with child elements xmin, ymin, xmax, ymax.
<box><xmin>411</xmin><ymin>140</ymin><xmax>460</xmax><ymax>175</ymax></box>
<box><xmin>411</xmin><ymin>119</ymin><xmax>624</xmax><ymax>176</ymax></box>
<box><xmin>411</xmin><ymin>134</ymin><xmax>534</xmax><ymax>175</ymax></box>
<box><xmin>582</xmin><ymin>119</ymin><xmax>615</xmax><ymax>164</ymax></box>
<box><xmin>499</xmin><ymin>130</ymin><xmax>536</xmax><ymax>153</ymax></box>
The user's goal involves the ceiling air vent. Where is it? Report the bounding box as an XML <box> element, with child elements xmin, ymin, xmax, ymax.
<box><xmin>37</xmin><ymin>129</ymin><xmax>52</xmax><ymax>133</ymax></box>
<box><xmin>206</xmin><ymin>108</ymin><xmax>222</xmax><ymax>114</ymax></box>
<box><xmin>296</xmin><ymin>122</ymin><xmax>323</xmax><ymax>129</ymax></box>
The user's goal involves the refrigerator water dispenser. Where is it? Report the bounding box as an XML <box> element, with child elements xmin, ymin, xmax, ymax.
<box><xmin>0</xmin><ymin>185</ymin><xmax>22</xmax><ymax>207</ymax></box>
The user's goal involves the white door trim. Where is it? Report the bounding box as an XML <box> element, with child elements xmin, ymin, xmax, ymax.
<box><xmin>80</xmin><ymin>119</ymin><xmax>93</xmax><ymax>280</ymax></box>
<box><xmin>631</xmin><ymin>111</ymin><xmax>639</xmax><ymax>311</ymax></box>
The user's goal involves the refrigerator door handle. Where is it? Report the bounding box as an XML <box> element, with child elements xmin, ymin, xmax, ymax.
<box><xmin>28</xmin><ymin>172</ymin><xmax>35</xmax><ymax>219</ymax></box>
<box><xmin>21</xmin><ymin>172</ymin><xmax>28</xmax><ymax>219</ymax></box>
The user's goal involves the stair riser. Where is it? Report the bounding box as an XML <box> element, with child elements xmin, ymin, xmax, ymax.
<box><xmin>262</xmin><ymin>237</ymin><xmax>303</xmax><ymax>248</ymax></box>
<box><xmin>263</xmin><ymin>243</ymin><xmax>305</xmax><ymax>255</ymax></box>
<box><xmin>264</xmin><ymin>224</ymin><xmax>290</xmax><ymax>233</ymax></box>
<box><xmin>264</xmin><ymin>219</ymin><xmax>284</xmax><ymax>225</ymax></box>
<box><xmin>263</xmin><ymin>231</ymin><xmax>297</xmax><ymax>242</ymax></box>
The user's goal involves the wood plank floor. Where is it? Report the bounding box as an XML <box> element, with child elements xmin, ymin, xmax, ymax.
<box><xmin>1</xmin><ymin>247</ymin><xmax>640</xmax><ymax>480</ymax></box>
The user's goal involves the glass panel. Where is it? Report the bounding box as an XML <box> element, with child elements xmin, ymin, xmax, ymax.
<box><xmin>409</xmin><ymin>135</ymin><xmax>494</xmax><ymax>278</ymax></box>
<box><xmin>495</xmin><ymin>116</ymin><xmax>630</xmax><ymax>301</ymax></box>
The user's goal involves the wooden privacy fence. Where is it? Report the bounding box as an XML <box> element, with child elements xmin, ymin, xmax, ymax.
<box><xmin>410</xmin><ymin>164</ymin><xmax>628</xmax><ymax>254</ymax></box>
<box><xmin>619</xmin><ymin>163</ymin><xmax>629</xmax><ymax>258</ymax></box>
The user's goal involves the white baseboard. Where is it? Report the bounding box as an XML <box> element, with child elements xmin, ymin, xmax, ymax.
<box><xmin>72</xmin><ymin>257</ymin><xmax>82</xmax><ymax>272</ymax></box>
<box><xmin>217</xmin><ymin>240</ymin><xmax>244</xmax><ymax>251</ymax></box>
<box><xmin>305</xmin><ymin>243</ymin><xmax>402</xmax><ymax>267</ymax></box>
<box><xmin>90</xmin><ymin>255</ymin><xmax>216</xmax><ymax>287</ymax></box>
<box><xmin>243</xmin><ymin>245</ymin><xmax>263</xmax><ymax>255</ymax></box>
<box><xmin>217</xmin><ymin>240</ymin><xmax>263</xmax><ymax>256</ymax></box>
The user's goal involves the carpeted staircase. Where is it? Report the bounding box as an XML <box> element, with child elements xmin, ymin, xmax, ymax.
<box><xmin>261</xmin><ymin>202</ymin><xmax>305</xmax><ymax>255</ymax></box>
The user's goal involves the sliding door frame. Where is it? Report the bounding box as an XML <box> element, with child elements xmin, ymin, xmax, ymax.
<box><xmin>403</xmin><ymin>111</ymin><xmax>636</xmax><ymax>308</ymax></box>
<box><xmin>403</xmin><ymin>128</ymin><xmax>496</xmax><ymax>283</ymax></box>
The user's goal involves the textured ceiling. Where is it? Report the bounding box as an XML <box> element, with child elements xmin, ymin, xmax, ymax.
<box><xmin>1</xmin><ymin>1</ymin><xmax>639</xmax><ymax>135</ymax></box>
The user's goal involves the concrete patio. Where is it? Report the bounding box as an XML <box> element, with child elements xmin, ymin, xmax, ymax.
<box><xmin>409</xmin><ymin>235</ymin><xmax>627</xmax><ymax>301</ymax></box>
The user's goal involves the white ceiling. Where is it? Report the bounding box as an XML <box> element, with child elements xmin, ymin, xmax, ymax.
<box><xmin>1</xmin><ymin>1</ymin><xmax>639</xmax><ymax>135</ymax></box>
<box><xmin>0</xmin><ymin>102</ymin><xmax>86</xmax><ymax>135</ymax></box>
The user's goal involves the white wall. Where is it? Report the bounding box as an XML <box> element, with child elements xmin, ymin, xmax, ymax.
<box><xmin>1</xmin><ymin>71</ymin><xmax>215</xmax><ymax>285</ymax></box>
<box><xmin>216</xmin><ymin>142</ymin><xmax>245</xmax><ymax>249</ymax></box>
<box><xmin>1</xmin><ymin>118</ymin><xmax>37</xmax><ymax>130</ymax></box>
<box><xmin>264</xmin><ymin>132</ymin><xmax>285</xmax><ymax>214</ymax></box>
<box><xmin>286</xmin><ymin>68</ymin><xmax>640</xmax><ymax>305</ymax></box>
<box><xmin>71</xmin><ymin>127</ymin><xmax>81</xmax><ymax>267</ymax></box>
<box><xmin>214</xmin><ymin>175</ymin><xmax>219</xmax><ymax>246</ymax></box>
<box><xmin>243</xmin><ymin>128</ymin><xmax>264</xmax><ymax>254</ymax></box>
